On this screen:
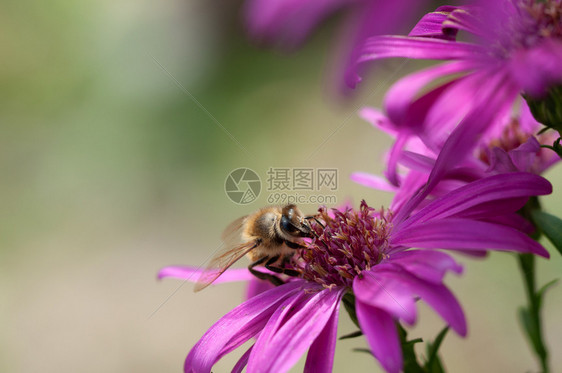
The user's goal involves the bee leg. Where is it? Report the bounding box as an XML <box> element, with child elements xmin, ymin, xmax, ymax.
<box><xmin>266</xmin><ymin>255</ymin><xmax>301</xmax><ymax>278</ymax></box>
<box><xmin>264</xmin><ymin>255</ymin><xmax>283</xmax><ymax>273</ymax></box>
<box><xmin>248</xmin><ymin>257</ymin><xmax>284</xmax><ymax>287</ymax></box>
<box><xmin>281</xmin><ymin>268</ymin><xmax>300</xmax><ymax>277</ymax></box>
<box><xmin>285</xmin><ymin>240</ymin><xmax>308</xmax><ymax>250</ymax></box>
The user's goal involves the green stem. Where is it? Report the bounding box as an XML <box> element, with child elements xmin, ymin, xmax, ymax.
<box><xmin>517</xmin><ymin>198</ymin><xmax>550</xmax><ymax>373</ymax></box>
<box><xmin>517</xmin><ymin>253</ymin><xmax>549</xmax><ymax>373</ymax></box>
<box><xmin>540</xmin><ymin>137</ymin><xmax>562</xmax><ymax>159</ymax></box>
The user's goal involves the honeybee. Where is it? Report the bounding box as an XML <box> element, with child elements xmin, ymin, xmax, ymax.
<box><xmin>194</xmin><ymin>204</ymin><xmax>314</xmax><ymax>291</ymax></box>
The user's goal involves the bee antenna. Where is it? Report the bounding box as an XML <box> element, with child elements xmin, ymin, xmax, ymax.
<box><xmin>305</xmin><ymin>215</ymin><xmax>325</xmax><ymax>229</ymax></box>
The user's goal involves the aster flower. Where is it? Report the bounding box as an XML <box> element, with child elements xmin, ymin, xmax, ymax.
<box><xmin>478</xmin><ymin>104</ymin><xmax>560</xmax><ymax>175</ymax></box>
<box><xmin>243</xmin><ymin>0</ymin><xmax>431</xmax><ymax>92</ymax></box>
<box><xmin>160</xmin><ymin>168</ymin><xmax>551</xmax><ymax>373</ymax></box>
<box><xmin>353</xmin><ymin>0</ymin><xmax>562</xmax><ymax>131</ymax></box>
<box><xmin>353</xmin><ymin>99</ymin><xmax>560</xmax><ymax>195</ymax></box>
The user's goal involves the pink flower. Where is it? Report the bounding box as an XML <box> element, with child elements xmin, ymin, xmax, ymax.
<box><xmin>160</xmin><ymin>167</ymin><xmax>551</xmax><ymax>372</ymax></box>
<box><xmin>352</xmin><ymin>99</ymin><xmax>560</xmax><ymax>198</ymax></box>
<box><xmin>355</xmin><ymin>1</ymin><xmax>562</xmax><ymax>95</ymax></box>
<box><xmin>349</xmin><ymin>0</ymin><xmax>562</xmax><ymax>161</ymax></box>
<box><xmin>243</xmin><ymin>0</ymin><xmax>432</xmax><ymax>92</ymax></box>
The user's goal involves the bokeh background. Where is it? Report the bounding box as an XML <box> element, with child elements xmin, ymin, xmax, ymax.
<box><xmin>1</xmin><ymin>1</ymin><xmax>561</xmax><ymax>372</ymax></box>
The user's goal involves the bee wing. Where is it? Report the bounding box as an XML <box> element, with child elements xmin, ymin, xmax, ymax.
<box><xmin>220</xmin><ymin>215</ymin><xmax>247</xmax><ymax>242</ymax></box>
<box><xmin>194</xmin><ymin>240</ymin><xmax>260</xmax><ymax>292</ymax></box>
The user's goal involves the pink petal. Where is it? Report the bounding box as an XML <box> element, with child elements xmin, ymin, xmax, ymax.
<box><xmin>399</xmin><ymin>151</ymin><xmax>435</xmax><ymax>173</ymax></box>
<box><xmin>389</xmin><ymin>170</ymin><xmax>428</xmax><ymax>213</ymax></box>
<box><xmin>508</xmin><ymin>137</ymin><xmax>543</xmax><ymax>173</ymax></box>
<box><xmin>354</xmin><ymin>270</ymin><xmax>417</xmax><ymax>325</ymax></box>
<box><xmin>343</xmin><ymin>0</ymin><xmax>432</xmax><ymax>89</ymax></box>
<box><xmin>359</xmin><ymin>106</ymin><xmax>398</xmax><ymax>134</ymax></box>
<box><xmin>385</xmin><ymin>133</ymin><xmax>411</xmax><ymax>186</ymax></box>
<box><xmin>442</xmin><ymin>6</ymin><xmax>484</xmax><ymax>36</ymax></box>
<box><xmin>304</xmin><ymin>298</ymin><xmax>341</xmax><ymax>373</ymax></box>
<box><xmin>157</xmin><ymin>266</ymin><xmax>254</xmax><ymax>283</ymax></box>
<box><xmin>390</xmin><ymin>250</ymin><xmax>463</xmax><ymax>283</ymax></box>
<box><xmin>508</xmin><ymin>40</ymin><xmax>562</xmax><ymax>97</ymax></box>
<box><xmin>457</xmin><ymin>197</ymin><xmax>530</xmax><ymax>221</ymax></box>
<box><xmin>184</xmin><ymin>282</ymin><xmax>303</xmax><ymax>373</ymax></box>
<box><xmin>519</xmin><ymin>100</ymin><xmax>541</xmax><ymax>133</ymax></box>
<box><xmin>247</xmin><ymin>290</ymin><xmax>307</xmax><ymax>348</ymax></box>
<box><xmin>357</xmin><ymin>265</ymin><xmax>467</xmax><ymax>337</ymax></box>
<box><xmin>358</xmin><ymin>35</ymin><xmax>485</xmax><ymax>63</ymax></box>
<box><xmin>356</xmin><ymin>302</ymin><xmax>402</xmax><ymax>373</ymax></box>
<box><xmin>454</xmin><ymin>249</ymin><xmax>489</xmax><ymax>258</ymax></box>
<box><xmin>442</xmin><ymin>166</ymin><xmax>485</xmax><ymax>184</ymax></box>
<box><xmin>404</xmin><ymin>172</ymin><xmax>552</xmax><ymax>228</ymax></box>
<box><xmin>422</xmin><ymin>70</ymin><xmax>517</xmax><ymax>184</ymax></box>
<box><xmin>384</xmin><ymin>61</ymin><xmax>474</xmax><ymax>127</ymax></box>
<box><xmin>246</xmin><ymin>278</ymin><xmax>276</xmax><ymax>299</ymax></box>
<box><xmin>243</xmin><ymin>0</ymin><xmax>346</xmax><ymax>47</ymax></box>
<box><xmin>392</xmin><ymin>72</ymin><xmax>521</xmax><ymax>225</ymax></box>
<box><xmin>487</xmin><ymin>147</ymin><xmax>519</xmax><ymax>173</ymax></box>
<box><xmin>422</xmin><ymin>72</ymin><xmax>490</xmax><ymax>146</ymax></box>
<box><xmin>408</xmin><ymin>6</ymin><xmax>460</xmax><ymax>40</ymax></box>
<box><xmin>483</xmin><ymin>213</ymin><xmax>535</xmax><ymax>234</ymax></box>
<box><xmin>232</xmin><ymin>344</ymin><xmax>253</xmax><ymax>373</ymax></box>
<box><xmin>350</xmin><ymin>172</ymin><xmax>397</xmax><ymax>192</ymax></box>
<box><xmin>392</xmin><ymin>218</ymin><xmax>549</xmax><ymax>258</ymax></box>
<box><xmin>248</xmin><ymin>287</ymin><xmax>344</xmax><ymax>373</ymax></box>
<box><xmin>388</xmin><ymin>269</ymin><xmax>467</xmax><ymax>336</ymax></box>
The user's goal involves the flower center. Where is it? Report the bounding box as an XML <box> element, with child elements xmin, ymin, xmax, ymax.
<box><xmin>485</xmin><ymin>0</ymin><xmax>562</xmax><ymax>57</ymax></box>
<box><xmin>296</xmin><ymin>201</ymin><xmax>392</xmax><ymax>290</ymax></box>
<box><xmin>523</xmin><ymin>0</ymin><xmax>562</xmax><ymax>40</ymax></box>
<box><xmin>477</xmin><ymin>115</ymin><xmax>558</xmax><ymax>172</ymax></box>
<box><xmin>479</xmin><ymin>117</ymin><xmax>532</xmax><ymax>164</ymax></box>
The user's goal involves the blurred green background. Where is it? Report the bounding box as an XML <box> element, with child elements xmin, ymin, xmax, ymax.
<box><xmin>1</xmin><ymin>1</ymin><xmax>560</xmax><ymax>372</ymax></box>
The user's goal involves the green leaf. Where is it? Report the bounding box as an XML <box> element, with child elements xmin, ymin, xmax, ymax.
<box><xmin>425</xmin><ymin>327</ymin><xmax>449</xmax><ymax>373</ymax></box>
<box><xmin>405</xmin><ymin>338</ymin><xmax>424</xmax><ymax>346</ymax></box>
<box><xmin>426</xmin><ymin>355</ymin><xmax>445</xmax><ymax>373</ymax></box>
<box><xmin>525</xmin><ymin>84</ymin><xmax>562</xmax><ymax>133</ymax></box>
<box><xmin>517</xmin><ymin>254</ymin><xmax>550</xmax><ymax>372</ymax></box>
<box><xmin>518</xmin><ymin>306</ymin><xmax>544</xmax><ymax>360</ymax></box>
<box><xmin>536</xmin><ymin>279</ymin><xmax>558</xmax><ymax>313</ymax></box>
<box><xmin>531</xmin><ymin>210</ymin><xmax>562</xmax><ymax>256</ymax></box>
<box><xmin>339</xmin><ymin>330</ymin><xmax>363</xmax><ymax>340</ymax></box>
<box><xmin>342</xmin><ymin>292</ymin><xmax>360</xmax><ymax>329</ymax></box>
<box><xmin>518</xmin><ymin>307</ymin><xmax>535</xmax><ymax>347</ymax></box>
<box><xmin>352</xmin><ymin>348</ymin><xmax>373</xmax><ymax>356</ymax></box>
<box><xmin>397</xmin><ymin>323</ymin><xmax>425</xmax><ymax>373</ymax></box>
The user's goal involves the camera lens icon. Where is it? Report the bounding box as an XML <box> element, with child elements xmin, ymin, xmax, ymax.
<box><xmin>225</xmin><ymin>168</ymin><xmax>261</xmax><ymax>205</ymax></box>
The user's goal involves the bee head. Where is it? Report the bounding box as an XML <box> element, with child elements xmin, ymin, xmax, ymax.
<box><xmin>280</xmin><ymin>204</ymin><xmax>311</xmax><ymax>237</ymax></box>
